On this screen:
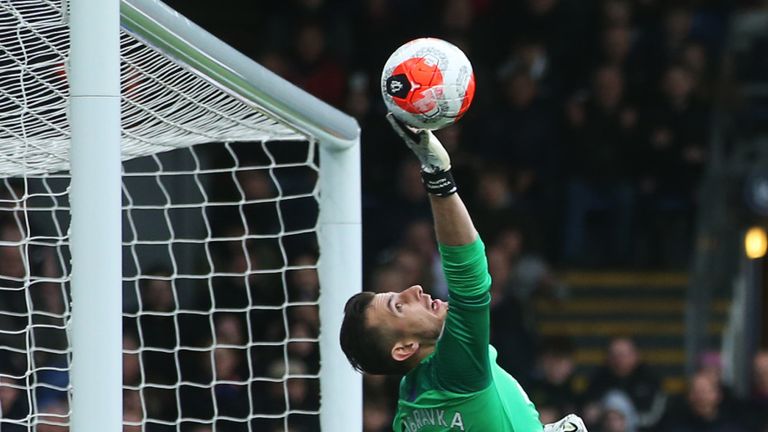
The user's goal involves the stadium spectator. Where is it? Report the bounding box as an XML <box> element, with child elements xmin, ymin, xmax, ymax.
<box><xmin>0</xmin><ymin>218</ymin><xmax>28</xmax><ymax>355</ymax></box>
<box><xmin>29</xmin><ymin>248</ymin><xmax>66</xmax><ymax>334</ymax></box>
<box><xmin>487</xmin><ymin>244</ymin><xmax>537</xmax><ymax>384</ymax></box>
<box><xmin>471</xmin><ymin>168</ymin><xmax>525</xmax><ymax>239</ymax></box>
<box><xmin>235</xmin><ymin>168</ymin><xmax>281</xmax><ymax>235</ymax></box>
<box><xmin>123</xmin><ymin>334</ymin><xmax>141</xmax><ymax>387</ymax></box>
<box><xmin>287</xmin><ymin>320</ymin><xmax>320</xmax><ymax>373</ymax></box>
<box><xmin>497</xmin><ymin>38</ymin><xmax>560</xmax><ymax>98</ymax></box>
<box><xmin>600</xmin><ymin>25</ymin><xmax>632</xmax><ymax>70</ymax></box>
<box><xmin>363</xmin><ymin>372</ymin><xmax>399</xmax><ymax>406</ymax></box>
<box><xmin>582</xmin><ymin>337</ymin><xmax>666</xmax><ymax>430</ymax></box>
<box><xmin>369</xmin><ymin>265</ymin><xmax>407</xmax><ymax>294</ymax></box>
<box><xmin>694</xmin><ymin>351</ymin><xmax>739</xmax><ymax>417</ymax></box>
<box><xmin>287</xmin><ymin>253</ymin><xmax>319</xmax><ymax>312</ymax></box>
<box><xmin>749</xmin><ymin>351</ymin><xmax>768</xmax><ymax>430</ymax></box>
<box><xmin>527</xmin><ymin>337</ymin><xmax>580</xmax><ymax>424</ymax></box>
<box><xmin>263</xmin><ymin>359</ymin><xmax>320</xmax><ymax>432</ymax></box>
<box><xmin>214</xmin><ymin>313</ymin><xmax>246</xmax><ymax>346</ymax></box>
<box><xmin>494</xmin><ymin>227</ymin><xmax>565</xmax><ymax>303</ymax></box>
<box><xmin>600</xmin><ymin>390</ymin><xmax>640</xmax><ymax>432</ymax></box>
<box><xmin>381</xmin><ymin>246</ymin><xmax>431</xmax><ymax>294</ymax></box>
<box><xmin>679</xmin><ymin>41</ymin><xmax>714</xmax><ymax>99</ymax></box>
<box><xmin>365</xmin><ymin>159</ymin><xmax>432</xmax><ymax>261</ymax></box>
<box><xmin>660</xmin><ymin>371</ymin><xmax>746</xmax><ymax>432</ymax></box>
<box><xmin>124</xmin><ymin>389</ymin><xmax>143</xmax><ymax>432</ymax></box>
<box><xmin>0</xmin><ymin>375</ymin><xmax>28</xmax><ymax>432</ymax></box>
<box><xmin>562</xmin><ymin>65</ymin><xmax>638</xmax><ymax>266</ymax></box>
<box><xmin>213</xmin><ymin>347</ymin><xmax>251</xmax><ymax>431</ymax></box>
<box><xmin>133</xmin><ymin>272</ymin><xmax>178</xmax><ymax>385</ymax></box>
<box><xmin>36</xmin><ymin>401</ymin><xmax>68</xmax><ymax>432</ymax></box>
<box><xmin>399</xmin><ymin>220</ymin><xmax>447</xmax><ymax>299</ymax></box>
<box><xmin>635</xmin><ymin>64</ymin><xmax>708</xmax><ymax>267</ymax></box>
<box><xmin>479</xmin><ymin>68</ymin><xmax>561</xmax><ymax>240</ymax></box>
<box><xmin>287</xmin><ymin>21</ymin><xmax>347</xmax><ymax>108</ymax></box>
<box><xmin>288</xmin><ymin>304</ymin><xmax>320</xmax><ymax>337</ymax></box>
<box><xmin>498</xmin><ymin>0</ymin><xmax>593</xmax><ymax>89</ymax></box>
<box><xmin>601</xmin><ymin>0</ymin><xmax>633</xmax><ymax>29</ymax></box>
<box><xmin>364</xmin><ymin>399</ymin><xmax>392</xmax><ymax>432</ymax></box>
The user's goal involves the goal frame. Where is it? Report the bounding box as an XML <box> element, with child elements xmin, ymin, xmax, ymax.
<box><xmin>68</xmin><ymin>0</ymin><xmax>362</xmax><ymax>430</ymax></box>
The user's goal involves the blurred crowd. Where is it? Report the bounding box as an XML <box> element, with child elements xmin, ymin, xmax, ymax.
<box><xmin>1</xmin><ymin>0</ymin><xmax>767</xmax><ymax>431</ymax></box>
<box><xmin>232</xmin><ymin>0</ymin><xmax>741</xmax><ymax>270</ymax></box>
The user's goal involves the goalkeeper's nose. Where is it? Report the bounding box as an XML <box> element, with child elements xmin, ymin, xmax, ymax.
<box><xmin>401</xmin><ymin>285</ymin><xmax>424</xmax><ymax>302</ymax></box>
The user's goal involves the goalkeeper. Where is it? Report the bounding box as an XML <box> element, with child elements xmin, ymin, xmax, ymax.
<box><xmin>340</xmin><ymin>114</ymin><xmax>586</xmax><ymax>432</ymax></box>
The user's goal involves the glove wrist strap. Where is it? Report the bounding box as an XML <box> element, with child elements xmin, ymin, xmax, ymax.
<box><xmin>421</xmin><ymin>169</ymin><xmax>457</xmax><ymax>197</ymax></box>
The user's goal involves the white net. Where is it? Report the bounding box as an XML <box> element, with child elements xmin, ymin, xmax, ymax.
<box><xmin>0</xmin><ymin>1</ymin><xmax>325</xmax><ymax>431</ymax></box>
<box><xmin>0</xmin><ymin>0</ymin><xmax>302</xmax><ymax>176</ymax></box>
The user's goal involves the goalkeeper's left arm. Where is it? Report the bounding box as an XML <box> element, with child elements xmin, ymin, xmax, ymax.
<box><xmin>388</xmin><ymin>114</ymin><xmax>491</xmax><ymax>392</ymax></box>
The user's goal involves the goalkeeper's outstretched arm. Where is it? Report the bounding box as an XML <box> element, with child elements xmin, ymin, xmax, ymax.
<box><xmin>388</xmin><ymin>114</ymin><xmax>492</xmax><ymax>392</ymax></box>
<box><xmin>430</xmin><ymin>192</ymin><xmax>477</xmax><ymax>246</ymax></box>
<box><xmin>386</xmin><ymin>114</ymin><xmax>477</xmax><ymax>247</ymax></box>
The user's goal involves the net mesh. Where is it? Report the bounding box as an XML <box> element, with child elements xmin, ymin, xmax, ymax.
<box><xmin>0</xmin><ymin>1</ymin><xmax>323</xmax><ymax>431</ymax></box>
<box><xmin>0</xmin><ymin>0</ymin><xmax>302</xmax><ymax>176</ymax></box>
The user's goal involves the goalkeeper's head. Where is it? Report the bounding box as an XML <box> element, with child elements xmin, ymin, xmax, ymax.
<box><xmin>340</xmin><ymin>285</ymin><xmax>448</xmax><ymax>375</ymax></box>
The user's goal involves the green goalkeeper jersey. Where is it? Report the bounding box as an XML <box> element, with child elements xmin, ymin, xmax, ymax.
<box><xmin>393</xmin><ymin>238</ymin><xmax>542</xmax><ymax>432</ymax></box>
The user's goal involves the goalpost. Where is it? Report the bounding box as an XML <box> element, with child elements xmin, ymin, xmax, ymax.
<box><xmin>0</xmin><ymin>0</ymin><xmax>361</xmax><ymax>430</ymax></box>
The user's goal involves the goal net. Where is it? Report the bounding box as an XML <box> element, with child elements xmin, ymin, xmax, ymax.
<box><xmin>0</xmin><ymin>1</ymin><xmax>360</xmax><ymax>431</ymax></box>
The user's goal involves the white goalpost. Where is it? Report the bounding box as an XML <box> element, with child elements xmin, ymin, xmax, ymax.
<box><xmin>0</xmin><ymin>0</ymin><xmax>361</xmax><ymax>431</ymax></box>
<box><xmin>69</xmin><ymin>0</ymin><xmax>122</xmax><ymax>431</ymax></box>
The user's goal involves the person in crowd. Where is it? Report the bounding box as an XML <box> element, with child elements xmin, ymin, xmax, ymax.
<box><xmin>487</xmin><ymin>244</ymin><xmax>537</xmax><ymax>384</ymax></box>
<box><xmin>287</xmin><ymin>21</ymin><xmax>347</xmax><ymax>108</ymax></box>
<box><xmin>749</xmin><ymin>351</ymin><xmax>768</xmax><ymax>430</ymax></box>
<box><xmin>583</xmin><ymin>337</ymin><xmax>666</xmax><ymax>429</ymax></box>
<box><xmin>0</xmin><ymin>374</ymin><xmax>28</xmax><ymax>432</ymax></box>
<box><xmin>635</xmin><ymin>64</ymin><xmax>708</xmax><ymax>267</ymax></box>
<box><xmin>562</xmin><ymin>65</ymin><xmax>639</xmax><ymax>266</ymax></box>
<box><xmin>528</xmin><ymin>337</ymin><xmax>580</xmax><ymax>424</ymax></box>
<box><xmin>660</xmin><ymin>372</ymin><xmax>746</xmax><ymax>432</ymax></box>
<box><xmin>36</xmin><ymin>401</ymin><xmax>69</xmax><ymax>432</ymax></box>
<box><xmin>600</xmin><ymin>390</ymin><xmax>639</xmax><ymax>432</ymax></box>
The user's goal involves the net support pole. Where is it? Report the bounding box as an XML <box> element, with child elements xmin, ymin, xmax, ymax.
<box><xmin>69</xmin><ymin>0</ymin><xmax>122</xmax><ymax>431</ymax></box>
<box><xmin>318</xmin><ymin>137</ymin><xmax>362</xmax><ymax>431</ymax></box>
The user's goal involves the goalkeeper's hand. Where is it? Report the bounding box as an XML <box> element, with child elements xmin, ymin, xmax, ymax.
<box><xmin>386</xmin><ymin>113</ymin><xmax>451</xmax><ymax>174</ymax></box>
<box><xmin>543</xmin><ymin>414</ymin><xmax>588</xmax><ymax>432</ymax></box>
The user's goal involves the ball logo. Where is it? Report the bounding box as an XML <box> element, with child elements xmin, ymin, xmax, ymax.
<box><xmin>385</xmin><ymin>74</ymin><xmax>411</xmax><ymax>98</ymax></box>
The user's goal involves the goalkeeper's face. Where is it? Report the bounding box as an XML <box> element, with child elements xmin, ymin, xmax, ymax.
<box><xmin>367</xmin><ymin>285</ymin><xmax>448</xmax><ymax>352</ymax></box>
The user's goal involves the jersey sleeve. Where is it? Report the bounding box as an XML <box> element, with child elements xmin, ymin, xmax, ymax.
<box><xmin>431</xmin><ymin>236</ymin><xmax>492</xmax><ymax>393</ymax></box>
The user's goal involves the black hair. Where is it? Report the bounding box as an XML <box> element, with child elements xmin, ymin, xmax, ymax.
<box><xmin>339</xmin><ymin>292</ymin><xmax>409</xmax><ymax>375</ymax></box>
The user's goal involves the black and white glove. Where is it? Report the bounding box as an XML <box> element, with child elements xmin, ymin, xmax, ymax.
<box><xmin>386</xmin><ymin>113</ymin><xmax>457</xmax><ymax>197</ymax></box>
<box><xmin>543</xmin><ymin>414</ymin><xmax>588</xmax><ymax>432</ymax></box>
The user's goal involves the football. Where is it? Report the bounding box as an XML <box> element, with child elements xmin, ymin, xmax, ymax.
<box><xmin>381</xmin><ymin>38</ymin><xmax>476</xmax><ymax>130</ymax></box>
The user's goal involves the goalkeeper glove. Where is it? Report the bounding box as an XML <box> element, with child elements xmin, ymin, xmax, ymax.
<box><xmin>543</xmin><ymin>414</ymin><xmax>588</xmax><ymax>432</ymax></box>
<box><xmin>386</xmin><ymin>113</ymin><xmax>456</xmax><ymax>197</ymax></box>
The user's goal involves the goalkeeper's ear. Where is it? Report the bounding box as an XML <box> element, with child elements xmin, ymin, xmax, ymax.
<box><xmin>391</xmin><ymin>340</ymin><xmax>420</xmax><ymax>362</ymax></box>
